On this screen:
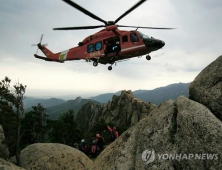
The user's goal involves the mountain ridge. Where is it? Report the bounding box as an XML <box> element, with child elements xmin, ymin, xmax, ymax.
<box><xmin>91</xmin><ymin>82</ymin><xmax>190</xmax><ymax>105</ymax></box>
<box><xmin>24</xmin><ymin>97</ymin><xmax>66</xmax><ymax>109</ymax></box>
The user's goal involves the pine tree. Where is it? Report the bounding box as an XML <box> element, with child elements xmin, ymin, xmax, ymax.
<box><xmin>0</xmin><ymin>77</ymin><xmax>26</xmax><ymax>166</ymax></box>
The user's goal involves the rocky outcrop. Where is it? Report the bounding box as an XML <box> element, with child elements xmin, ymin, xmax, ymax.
<box><xmin>0</xmin><ymin>125</ymin><xmax>9</xmax><ymax>159</ymax></box>
<box><xmin>91</xmin><ymin>96</ymin><xmax>222</xmax><ymax>170</ymax></box>
<box><xmin>76</xmin><ymin>90</ymin><xmax>156</xmax><ymax>130</ymax></box>
<box><xmin>0</xmin><ymin>158</ymin><xmax>25</xmax><ymax>170</ymax></box>
<box><xmin>20</xmin><ymin>143</ymin><xmax>93</xmax><ymax>170</ymax></box>
<box><xmin>190</xmin><ymin>55</ymin><xmax>222</xmax><ymax>121</ymax></box>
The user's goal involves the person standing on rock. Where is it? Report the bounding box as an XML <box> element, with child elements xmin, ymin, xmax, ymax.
<box><xmin>107</xmin><ymin>126</ymin><xmax>119</xmax><ymax>142</ymax></box>
<box><xmin>95</xmin><ymin>134</ymin><xmax>105</xmax><ymax>152</ymax></box>
<box><xmin>89</xmin><ymin>140</ymin><xmax>97</xmax><ymax>158</ymax></box>
<box><xmin>79</xmin><ymin>139</ymin><xmax>87</xmax><ymax>155</ymax></box>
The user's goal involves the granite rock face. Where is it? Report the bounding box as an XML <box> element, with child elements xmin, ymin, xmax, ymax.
<box><xmin>11</xmin><ymin>97</ymin><xmax>222</xmax><ymax>170</ymax></box>
<box><xmin>190</xmin><ymin>55</ymin><xmax>222</xmax><ymax>121</ymax></box>
<box><xmin>20</xmin><ymin>143</ymin><xmax>93</xmax><ymax>170</ymax></box>
<box><xmin>0</xmin><ymin>158</ymin><xmax>25</xmax><ymax>170</ymax></box>
<box><xmin>91</xmin><ymin>96</ymin><xmax>222</xmax><ymax>170</ymax></box>
<box><xmin>76</xmin><ymin>90</ymin><xmax>156</xmax><ymax>130</ymax></box>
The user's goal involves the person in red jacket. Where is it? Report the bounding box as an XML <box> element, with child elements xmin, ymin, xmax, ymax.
<box><xmin>107</xmin><ymin>126</ymin><xmax>119</xmax><ymax>142</ymax></box>
<box><xmin>90</xmin><ymin>140</ymin><xmax>97</xmax><ymax>158</ymax></box>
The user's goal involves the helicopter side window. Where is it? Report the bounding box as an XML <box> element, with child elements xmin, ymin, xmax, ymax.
<box><xmin>95</xmin><ymin>41</ymin><xmax>102</xmax><ymax>51</ymax></box>
<box><xmin>87</xmin><ymin>44</ymin><xmax>94</xmax><ymax>53</ymax></box>
<box><xmin>130</xmin><ymin>33</ymin><xmax>139</xmax><ymax>42</ymax></box>
<box><xmin>122</xmin><ymin>35</ymin><xmax>128</xmax><ymax>43</ymax></box>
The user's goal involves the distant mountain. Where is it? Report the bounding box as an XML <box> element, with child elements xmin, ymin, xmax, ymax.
<box><xmin>90</xmin><ymin>91</ymin><xmax>121</xmax><ymax>103</ymax></box>
<box><xmin>134</xmin><ymin>83</ymin><xmax>190</xmax><ymax>105</ymax></box>
<box><xmin>46</xmin><ymin>97</ymin><xmax>100</xmax><ymax>120</ymax></box>
<box><xmin>91</xmin><ymin>83</ymin><xmax>190</xmax><ymax>105</ymax></box>
<box><xmin>24</xmin><ymin>97</ymin><xmax>66</xmax><ymax>109</ymax></box>
<box><xmin>24</xmin><ymin>83</ymin><xmax>190</xmax><ymax>120</ymax></box>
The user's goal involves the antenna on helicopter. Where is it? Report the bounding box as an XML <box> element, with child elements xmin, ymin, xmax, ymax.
<box><xmin>31</xmin><ymin>34</ymin><xmax>48</xmax><ymax>54</ymax></box>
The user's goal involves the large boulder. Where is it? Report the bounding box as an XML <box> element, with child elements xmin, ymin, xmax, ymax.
<box><xmin>20</xmin><ymin>143</ymin><xmax>93</xmax><ymax>170</ymax></box>
<box><xmin>0</xmin><ymin>158</ymin><xmax>25</xmax><ymax>170</ymax></box>
<box><xmin>76</xmin><ymin>90</ymin><xmax>156</xmax><ymax>130</ymax></box>
<box><xmin>91</xmin><ymin>96</ymin><xmax>222</xmax><ymax>170</ymax></box>
<box><xmin>189</xmin><ymin>55</ymin><xmax>222</xmax><ymax>121</ymax></box>
<box><xmin>0</xmin><ymin>125</ymin><xmax>9</xmax><ymax>159</ymax></box>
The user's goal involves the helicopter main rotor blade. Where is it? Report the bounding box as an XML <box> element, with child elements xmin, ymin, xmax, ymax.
<box><xmin>117</xmin><ymin>25</ymin><xmax>176</xmax><ymax>30</ymax></box>
<box><xmin>62</xmin><ymin>0</ymin><xmax>107</xmax><ymax>25</ymax></box>
<box><xmin>53</xmin><ymin>25</ymin><xmax>105</xmax><ymax>30</ymax></box>
<box><xmin>115</xmin><ymin>0</ymin><xmax>147</xmax><ymax>24</ymax></box>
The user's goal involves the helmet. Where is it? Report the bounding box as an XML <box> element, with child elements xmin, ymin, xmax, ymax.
<box><xmin>116</xmin><ymin>41</ymin><xmax>119</xmax><ymax>45</ymax></box>
<box><xmin>113</xmin><ymin>126</ymin><xmax>117</xmax><ymax>130</ymax></box>
<box><xmin>96</xmin><ymin>134</ymin><xmax>100</xmax><ymax>138</ymax></box>
<box><xmin>81</xmin><ymin>139</ymin><xmax>85</xmax><ymax>143</ymax></box>
<box><xmin>92</xmin><ymin>140</ymin><xmax>96</xmax><ymax>144</ymax></box>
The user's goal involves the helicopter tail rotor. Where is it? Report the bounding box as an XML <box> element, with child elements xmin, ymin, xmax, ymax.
<box><xmin>31</xmin><ymin>34</ymin><xmax>48</xmax><ymax>54</ymax></box>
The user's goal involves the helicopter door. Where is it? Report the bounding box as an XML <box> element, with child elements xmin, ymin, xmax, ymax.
<box><xmin>104</xmin><ymin>38</ymin><xmax>121</xmax><ymax>55</ymax></box>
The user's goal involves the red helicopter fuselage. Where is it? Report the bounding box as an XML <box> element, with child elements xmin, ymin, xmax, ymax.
<box><xmin>35</xmin><ymin>26</ymin><xmax>165</xmax><ymax>68</ymax></box>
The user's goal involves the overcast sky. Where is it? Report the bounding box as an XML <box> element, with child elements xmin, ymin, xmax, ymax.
<box><xmin>0</xmin><ymin>0</ymin><xmax>221</xmax><ymax>99</ymax></box>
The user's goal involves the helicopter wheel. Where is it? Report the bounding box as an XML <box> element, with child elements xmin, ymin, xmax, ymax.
<box><xmin>93</xmin><ymin>61</ymin><xmax>98</xmax><ymax>67</ymax></box>
<box><xmin>146</xmin><ymin>55</ymin><xmax>151</xmax><ymax>60</ymax></box>
<box><xmin>108</xmin><ymin>66</ymin><xmax>112</xmax><ymax>71</ymax></box>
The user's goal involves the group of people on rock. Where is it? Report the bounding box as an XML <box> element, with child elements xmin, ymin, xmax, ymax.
<box><xmin>75</xmin><ymin>125</ymin><xmax>119</xmax><ymax>158</ymax></box>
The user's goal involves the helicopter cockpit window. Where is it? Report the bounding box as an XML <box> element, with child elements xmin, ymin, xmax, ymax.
<box><xmin>138</xmin><ymin>31</ymin><xmax>150</xmax><ymax>40</ymax></box>
<box><xmin>130</xmin><ymin>33</ymin><xmax>139</xmax><ymax>42</ymax></box>
<box><xmin>87</xmin><ymin>44</ymin><xmax>94</xmax><ymax>53</ymax></box>
<box><xmin>95</xmin><ymin>41</ymin><xmax>102</xmax><ymax>51</ymax></box>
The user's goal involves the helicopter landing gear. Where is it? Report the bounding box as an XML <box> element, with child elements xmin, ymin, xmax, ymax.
<box><xmin>108</xmin><ymin>66</ymin><xmax>112</xmax><ymax>71</ymax></box>
<box><xmin>146</xmin><ymin>55</ymin><xmax>151</xmax><ymax>60</ymax></box>
<box><xmin>93</xmin><ymin>61</ymin><xmax>98</xmax><ymax>67</ymax></box>
<box><xmin>108</xmin><ymin>62</ymin><xmax>116</xmax><ymax>71</ymax></box>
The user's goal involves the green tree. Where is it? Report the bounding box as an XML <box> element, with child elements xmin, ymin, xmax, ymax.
<box><xmin>47</xmin><ymin>109</ymin><xmax>81</xmax><ymax>146</ymax></box>
<box><xmin>0</xmin><ymin>77</ymin><xmax>26</xmax><ymax>166</ymax></box>
<box><xmin>0</xmin><ymin>89</ymin><xmax>17</xmax><ymax>157</ymax></box>
<box><xmin>13</xmin><ymin>81</ymin><xmax>26</xmax><ymax>166</ymax></box>
<box><xmin>21</xmin><ymin>104</ymin><xmax>48</xmax><ymax>148</ymax></box>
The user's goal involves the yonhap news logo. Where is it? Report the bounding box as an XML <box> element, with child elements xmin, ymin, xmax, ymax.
<box><xmin>141</xmin><ymin>149</ymin><xmax>155</xmax><ymax>164</ymax></box>
<box><xmin>142</xmin><ymin>149</ymin><xmax>219</xmax><ymax>165</ymax></box>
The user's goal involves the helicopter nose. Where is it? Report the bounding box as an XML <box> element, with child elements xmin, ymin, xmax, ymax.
<box><xmin>143</xmin><ymin>37</ymin><xmax>165</xmax><ymax>50</ymax></box>
<box><xmin>155</xmin><ymin>39</ymin><xmax>165</xmax><ymax>49</ymax></box>
<box><xmin>160</xmin><ymin>40</ymin><xmax>165</xmax><ymax>48</ymax></box>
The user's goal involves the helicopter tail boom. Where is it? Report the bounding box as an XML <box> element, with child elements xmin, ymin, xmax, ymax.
<box><xmin>34</xmin><ymin>54</ymin><xmax>63</xmax><ymax>63</ymax></box>
<box><xmin>37</xmin><ymin>43</ymin><xmax>55</xmax><ymax>58</ymax></box>
<box><xmin>34</xmin><ymin>43</ymin><xmax>63</xmax><ymax>62</ymax></box>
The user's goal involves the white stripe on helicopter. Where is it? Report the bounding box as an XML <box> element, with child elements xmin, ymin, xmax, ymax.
<box><xmin>121</xmin><ymin>44</ymin><xmax>146</xmax><ymax>52</ymax></box>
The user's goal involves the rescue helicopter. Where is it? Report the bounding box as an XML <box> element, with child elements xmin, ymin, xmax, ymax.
<box><xmin>33</xmin><ymin>0</ymin><xmax>174</xmax><ymax>70</ymax></box>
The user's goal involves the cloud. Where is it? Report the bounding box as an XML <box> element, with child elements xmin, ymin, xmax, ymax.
<box><xmin>0</xmin><ymin>0</ymin><xmax>221</xmax><ymax>97</ymax></box>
